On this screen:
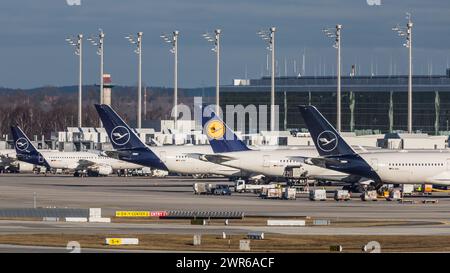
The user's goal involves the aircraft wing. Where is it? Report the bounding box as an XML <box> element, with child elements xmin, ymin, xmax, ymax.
<box><xmin>75</xmin><ymin>159</ymin><xmax>113</xmax><ymax>175</ymax></box>
<box><xmin>76</xmin><ymin>159</ymin><xmax>97</xmax><ymax>169</ymax></box>
<box><xmin>104</xmin><ymin>150</ymin><xmax>120</xmax><ymax>159</ymax></box>
<box><xmin>0</xmin><ymin>155</ymin><xmax>16</xmax><ymax>165</ymax></box>
<box><xmin>186</xmin><ymin>153</ymin><xmax>236</xmax><ymax>164</ymax></box>
<box><xmin>302</xmin><ymin>157</ymin><xmax>347</xmax><ymax>168</ymax></box>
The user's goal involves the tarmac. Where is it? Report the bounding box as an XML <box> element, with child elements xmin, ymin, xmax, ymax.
<box><xmin>0</xmin><ymin>173</ymin><xmax>449</xmax><ymax>238</ymax></box>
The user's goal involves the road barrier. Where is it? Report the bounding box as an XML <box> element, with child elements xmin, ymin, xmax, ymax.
<box><xmin>42</xmin><ymin>217</ymin><xmax>59</xmax><ymax>222</ymax></box>
<box><xmin>313</xmin><ymin>219</ymin><xmax>331</xmax><ymax>226</ymax></box>
<box><xmin>0</xmin><ymin>208</ymin><xmax>88</xmax><ymax>218</ymax></box>
<box><xmin>164</xmin><ymin>210</ymin><xmax>244</xmax><ymax>219</ymax></box>
<box><xmin>89</xmin><ymin>217</ymin><xmax>111</xmax><ymax>223</ymax></box>
<box><xmin>267</xmin><ymin>220</ymin><xmax>305</xmax><ymax>226</ymax></box>
<box><xmin>114</xmin><ymin>210</ymin><xmax>243</xmax><ymax>219</ymax></box>
<box><xmin>65</xmin><ymin>217</ymin><xmax>88</xmax><ymax>222</ymax></box>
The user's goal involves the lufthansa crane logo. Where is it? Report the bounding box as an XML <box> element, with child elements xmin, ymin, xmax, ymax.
<box><xmin>110</xmin><ymin>126</ymin><xmax>131</xmax><ymax>146</ymax></box>
<box><xmin>317</xmin><ymin>131</ymin><xmax>338</xmax><ymax>152</ymax></box>
<box><xmin>205</xmin><ymin>120</ymin><xmax>225</xmax><ymax>140</ymax></box>
<box><xmin>15</xmin><ymin>137</ymin><xmax>29</xmax><ymax>152</ymax></box>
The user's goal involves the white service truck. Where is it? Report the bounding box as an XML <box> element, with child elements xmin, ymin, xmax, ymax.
<box><xmin>234</xmin><ymin>179</ymin><xmax>276</xmax><ymax>193</ymax></box>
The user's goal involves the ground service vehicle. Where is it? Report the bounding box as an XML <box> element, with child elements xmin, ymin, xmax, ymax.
<box><xmin>309</xmin><ymin>189</ymin><xmax>327</xmax><ymax>201</ymax></box>
<box><xmin>234</xmin><ymin>179</ymin><xmax>276</xmax><ymax>193</ymax></box>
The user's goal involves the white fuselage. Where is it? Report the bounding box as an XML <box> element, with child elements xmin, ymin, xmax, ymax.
<box><xmin>149</xmin><ymin>145</ymin><xmax>244</xmax><ymax>177</ymax></box>
<box><xmin>41</xmin><ymin>151</ymin><xmax>143</xmax><ymax>171</ymax></box>
<box><xmin>360</xmin><ymin>151</ymin><xmax>450</xmax><ymax>185</ymax></box>
<box><xmin>211</xmin><ymin>147</ymin><xmax>347</xmax><ymax>180</ymax></box>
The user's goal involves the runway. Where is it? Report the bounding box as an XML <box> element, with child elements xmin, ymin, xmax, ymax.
<box><xmin>0</xmin><ymin>219</ymin><xmax>449</xmax><ymax>236</ymax></box>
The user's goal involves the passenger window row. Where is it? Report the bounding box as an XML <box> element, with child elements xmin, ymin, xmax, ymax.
<box><xmin>280</xmin><ymin>160</ymin><xmax>297</xmax><ymax>163</ymax></box>
<box><xmin>388</xmin><ymin>163</ymin><xmax>444</xmax><ymax>167</ymax></box>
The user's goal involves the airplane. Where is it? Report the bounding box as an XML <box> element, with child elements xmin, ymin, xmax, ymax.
<box><xmin>298</xmin><ymin>105</ymin><xmax>450</xmax><ymax>188</ymax></box>
<box><xmin>11</xmin><ymin>126</ymin><xmax>145</xmax><ymax>176</ymax></box>
<box><xmin>195</xmin><ymin>111</ymin><xmax>356</xmax><ymax>183</ymax></box>
<box><xmin>0</xmin><ymin>149</ymin><xmax>17</xmax><ymax>172</ymax></box>
<box><xmin>94</xmin><ymin>104</ymin><xmax>248</xmax><ymax>178</ymax></box>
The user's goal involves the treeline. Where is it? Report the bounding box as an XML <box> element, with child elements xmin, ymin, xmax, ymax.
<box><xmin>0</xmin><ymin>85</ymin><xmax>206</xmax><ymax>137</ymax></box>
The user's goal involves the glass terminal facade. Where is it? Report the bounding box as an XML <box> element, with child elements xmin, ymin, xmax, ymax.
<box><xmin>219</xmin><ymin>70</ymin><xmax>450</xmax><ymax>135</ymax></box>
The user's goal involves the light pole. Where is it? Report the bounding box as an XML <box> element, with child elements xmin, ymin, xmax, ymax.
<box><xmin>125</xmin><ymin>32</ymin><xmax>143</xmax><ymax>128</ymax></box>
<box><xmin>66</xmin><ymin>34</ymin><xmax>83</xmax><ymax>128</ymax></box>
<box><xmin>258</xmin><ymin>27</ymin><xmax>276</xmax><ymax>131</ymax></box>
<box><xmin>392</xmin><ymin>13</ymin><xmax>413</xmax><ymax>133</ymax></box>
<box><xmin>203</xmin><ymin>29</ymin><xmax>221</xmax><ymax>114</ymax></box>
<box><xmin>87</xmin><ymin>29</ymin><xmax>105</xmax><ymax>127</ymax></box>
<box><xmin>161</xmin><ymin>31</ymin><xmax>179</xmax><ymax>128</ymax></box>
<box><xmin>323</xmin><ymin>25</ymin><xmax>342</xmax><ymax>132</ymax></box>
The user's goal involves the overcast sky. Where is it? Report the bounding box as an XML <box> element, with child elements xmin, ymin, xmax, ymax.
<box><xmin>0</xmin><ymin>0</ymin><xmax>449</xmax><ymax>88</ymax></box>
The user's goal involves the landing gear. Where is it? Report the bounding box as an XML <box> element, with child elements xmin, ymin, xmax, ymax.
<box><xmin>343</xmin><ymin>184</ymin><xmax>365</xmax><ymax>193</ymax></box>
<box><xmin>74</xmin><ymin>171</ymin><xmax>88</xmax><ymax>177</ymax></box>
<box><xmin>192</xmin><ymin>174</ymin><xmax>208</xmax><ymax>179</ymax></box>
<box><xmin>87</xmin><ymin>170</ymin><xmax>99</xmax><ymax>177</ymax></box>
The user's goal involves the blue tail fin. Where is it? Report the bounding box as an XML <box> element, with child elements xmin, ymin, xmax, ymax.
<box><xmin>298</xmin><ymin>105</ymin><xmax>355</xmax><ymax>156</ymax></box>
<box><xmin>202</xmin><ymin>112</ymin><xmax>250</xmax><ymax>153</ymax></box>
<box><xmin>95</xmin><ymin>104</ymin><xmax>147</xmax><ymax>150</ymax></box>
<box><xmin>11</xmin><ymin>126</ymin><xmax>40</xmax><ymax>156</ymax></box>
<box><xmin>94</xmin><ymin>104</ymin><xmax>167</xmax><ymax>170</ymax></box>
<box><xmin>11</xmin><ymin>126</ymin><xmax>50</xmax><ymax>168</ymax></box>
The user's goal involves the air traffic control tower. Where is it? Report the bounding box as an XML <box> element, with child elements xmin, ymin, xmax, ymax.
<box><xmin>102</xmin><ymin>74</ymin><xmax>113</xmax><ymax>106</ymax></box>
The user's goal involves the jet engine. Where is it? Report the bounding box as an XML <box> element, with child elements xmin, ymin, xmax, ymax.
<box><xmin>92</xmin><ymin>165</ymin><xmax>113</xmax><ymax>176</ymax></box>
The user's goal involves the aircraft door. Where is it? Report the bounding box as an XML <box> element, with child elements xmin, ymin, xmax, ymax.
<box><xmin>370</xmin><ymin>158</ymin><xmax>378</xmax><ymax>171</ymax></box>
<box><xmin>447</xmin><ymin>159</ymin><xmax>450</xmax><ymax>170</ymax></box>
<box><xmin>159</xmin><ymin>151</ymin><xmax>167</xmax><ymax>163</ymax></box>
<box><xmin>263</xmin><ymin>155</ymin><xmax>270</xmax><ymax>167</ymax></box>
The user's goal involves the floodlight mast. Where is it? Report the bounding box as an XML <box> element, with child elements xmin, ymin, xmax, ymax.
<box><xmin>125</xmin><ymin>32</ymin><xmax>143</xmax><ymax>128</ymax></box>
<box><xmin>322</xmin><ymin>25</ymin><xmax>342</xmax><ymax>132</ymax></box>
<box><xmin>258</xmin><ymin>27</ymin><xmax>276</xmax><ymax>131</ymax></box>
<box><xmin>392</xmin><ymin>13</ymin><xmax>413</xmax><ymax>133</ymax></box>
<box><xmin>203</xmin><ymin>29</ymin><xmax>221</xmax><ymax>114</ymax></box>
<box><xmin>87</xmin><ymin>29</ymin><xmax>105</xmax><ymax>127</ymax></box>
<box><xmin>66</xmin><ymin>34</ymin><xmax>83</xmax><ymax>128</ymax></box>
<box><xmin>161</xmin><ymin>31</ymin><xmax>179</xmax><ymax>128</ymax></box>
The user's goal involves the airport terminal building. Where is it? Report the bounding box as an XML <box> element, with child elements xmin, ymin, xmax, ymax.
<box><xmin>220</xmin><ymin>69</ymin><xmax>450</xmax><ymax>135</ymax></box>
